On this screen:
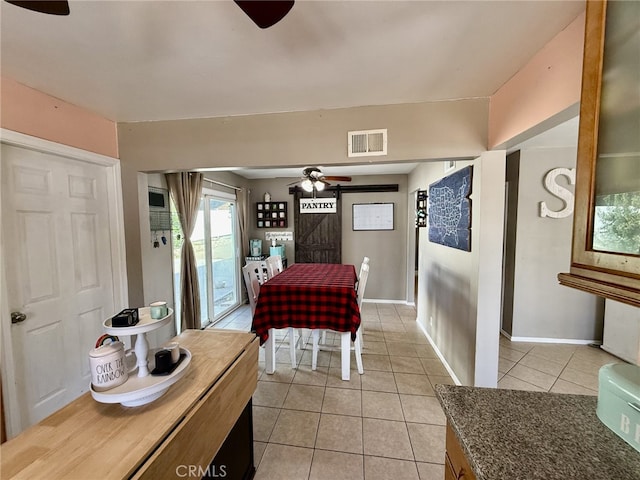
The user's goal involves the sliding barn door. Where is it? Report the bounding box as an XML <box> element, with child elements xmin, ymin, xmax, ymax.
<box><xmin>294</xmin><ymin>192</ymin><xmax>342</xmax><ymax>263</ymax></box>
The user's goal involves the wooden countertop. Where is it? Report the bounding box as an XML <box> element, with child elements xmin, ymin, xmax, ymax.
<box><xmin>1</xmin><ymin>329</ymin><xmax>258</xmax><ymax>479</ymax></box>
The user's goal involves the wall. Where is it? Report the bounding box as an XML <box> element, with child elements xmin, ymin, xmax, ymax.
<box><xmin>247</xmin><ymin>174</ymin><xmax>408</xmax><ymax>301</ymax></box>
<box><xmin>341</xmin><ymin>175</ymin><xmax>408</xmax><ymax>302</ymax></box>
<box><xmin>509</xmin><ymin>147</ymin><xmax>604</xmax><ymax>341</ymax></box>
<box><xmin>246</xmin><ymin>177</ymin><xmax>297</xmax><ymax>263</ymax></box>
<box><xmin>118</xmin><ymin>99</ymin><xmax>488</xmax><ymax>304</ymax></box>
<box><xmin>602</xmin><ymin>301</ymin><xmax>640</xmax><ymax>365</ymax></box>
<box><xmin>138</xmin><ymin>173</ymin><xmax>177</xmax><ymax>345</ymax></box>
<box><xmin>409</xmin><ymin>152</ymin><xmax>505</xmax><ymax>387</ymax></box>
<box><xmin>501</xmin><ymin>151</ymin><xmax>521</xmax><ymax>336</ymax></box>
<box><xmin>0</xmin><ymin>77</ymin><xmax>118</xmax><ymax>158</ymax></box>
<box><xmin>488</xmin><ymin>12</ymin><xmax>585</xmax><ymax>150</ymax></box>
<box><xmin>117</xmin><ymin>99</ymin><xmax>488</xmax><ymax>171</ymax></box>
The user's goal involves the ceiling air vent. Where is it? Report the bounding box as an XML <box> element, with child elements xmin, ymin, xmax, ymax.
<box><xmin>348</xmin><ymin>129</ymin><xmax>387</xmax><ymax>157</ymax></box>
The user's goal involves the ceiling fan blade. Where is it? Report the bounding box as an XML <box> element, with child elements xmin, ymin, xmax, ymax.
<box><xmin>234</xmin><ymin>0</ymin><xmax>294</xmax><ymax>29</ymax></box>
<box><xmin>323</xmin><ymin>176</ymin><xmax>352</xmax><ymax>182</ymax></box>
<box><xmin>5</xmin><ymin>0</ymin><xmax>69</xmax><ymax>15</ymax></box>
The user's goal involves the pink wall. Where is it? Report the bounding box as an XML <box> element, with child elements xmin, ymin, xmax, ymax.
<box><xmin>488</xmin><ymin>12</ymin><xmax>585</xmax><ymax>149</ymax></box>
<box><xmin>1</xmin><ymin>77</ymin><xmax>118</xmax><ymax>158</ymax></box>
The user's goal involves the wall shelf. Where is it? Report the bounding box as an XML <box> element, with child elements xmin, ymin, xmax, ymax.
<box><xmin>256</xmin><ymin>202</ymin><xmax>287</xmax><ymax>228</ymax></box>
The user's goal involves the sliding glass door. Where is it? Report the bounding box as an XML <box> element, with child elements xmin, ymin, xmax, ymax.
<box><xmin>173</xmin><ymin>190</ymin><xmax>241</xmax><ymax>328</ymax></box>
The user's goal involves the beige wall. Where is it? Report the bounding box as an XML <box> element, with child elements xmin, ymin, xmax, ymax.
<box><xmin>117</xmin><ymin>99</ymin><xmax>488</xmax><ymax>171</ymax></box>
<box><xmin>198</xmin><ymin>173</ymin><xmax>409</xmax><ymax>302</ymax></box>
<box><xmin>511</xmin><ymin>147</ymin><xmax>604</xmax><ymax>340</ymax></box>
<box><xmin>0</xmin><ymin>77</ymin><xmax>118</xmax><ymax>158</ymax></box>
<box><xmin>409</xmin><ymin>152</ymin><xmax>505</xmax><ymax>387</ymax></box>
<box><xmin>488</xmin><ymin>12</ymin><xmax>584</xmax><ymax>150</ymax></box>
<box><xmin>118</xmin><ymin>99</ymin><xmax>488</xmax><ymax>304</ymax></box>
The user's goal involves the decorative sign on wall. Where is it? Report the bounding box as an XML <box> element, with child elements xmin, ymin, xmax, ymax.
<box><xmin>539</xmin><ymin>167</ymin><xmax>576</xmax><ymax>218</ymax></box>
<box><xmin>299</xmin><ymin>197</ymin><xmax>337</xmax><ymax>213</ymax></box>
<box><xmin>428</xmin><ymin>166</ymin><xmax>473</xmax><ymax>251</ymax></box>
<box><xmin>265</xmin><ymin>231</ymin><xmax>294</xmax><ymax>242</ymax></box>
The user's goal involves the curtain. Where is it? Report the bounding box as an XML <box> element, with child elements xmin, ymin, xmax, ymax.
<box><xmin>236</xmin><ymin>188</ymin><xmax>250</xmax><ymax>303</ymax></box>
<box><xmin>165</xmin><ymin>172</ymin><xmax>204</xmax><ymax>331</ymax></box>
<box><xmin>236</xmin><ymin>188</ymin><xmax>250</xmax><ymax>257</ymax></box>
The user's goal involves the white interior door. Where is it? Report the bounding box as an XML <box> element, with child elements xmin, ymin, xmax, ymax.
<box><xmin>1</xmin><ymin>142</ymin><xmax>121</xmax><ymax>431</ymax></box>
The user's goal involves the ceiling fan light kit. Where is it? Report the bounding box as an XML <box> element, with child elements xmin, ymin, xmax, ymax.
<box><xmin>301</xmin><ymin>178</ymin><xmax>314</xmax><ymax>192</ymax></box>
<box><xmin>294</xmin><ymin>167</ymin><xmax>351</xmax><ymax>193</ymax></box>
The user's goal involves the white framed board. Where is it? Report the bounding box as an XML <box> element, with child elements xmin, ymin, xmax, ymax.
<box><xmin>352</xmin><ymin>203</ymin><xmax>394</xmax><ymax>231</ymax></box>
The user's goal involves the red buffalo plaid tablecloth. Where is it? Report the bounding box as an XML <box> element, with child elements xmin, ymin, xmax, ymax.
<box><xmin>251</xmin><ymin>263</ymin><xmax>361</xmax><ymax>344</ymax></box>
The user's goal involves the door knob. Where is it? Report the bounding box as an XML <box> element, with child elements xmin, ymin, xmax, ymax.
<box><xmin>11</xmin><ymin>311</ymin><xmax>27</xmax><ymax>324</ymax></box>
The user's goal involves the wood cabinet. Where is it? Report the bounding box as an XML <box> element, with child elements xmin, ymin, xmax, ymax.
<box><xmin>256</xmin><ymin>201</ymin><xmax>288</xmax><ymax>228</ymax></box>
<box><xmin>445</xmin><ymin>423</ymin><xmax>477</xmax><ymax>480</ymax></box>
<box><xmin>558</xmin><ymin>0</ymin><xmax>640</xmax><ymax>307</ymax></box>
<box><xmin>0</xmin><ymin>330</ymin><xmax>258</xmax><ymax>479</ymax></box>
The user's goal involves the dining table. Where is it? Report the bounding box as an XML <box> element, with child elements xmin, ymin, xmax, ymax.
<box><xmin>251</xmin><ymin>262</ymin><xmax>361</xmax><ymax>380</ymax></box>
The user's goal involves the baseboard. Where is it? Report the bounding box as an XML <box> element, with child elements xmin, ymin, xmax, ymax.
<box><xmin>415</xmin><ymin>321</ymin><xmax>462</xmax><ymax>385</ymax></box>
<box><xmin>362</xmin><ymin>298</ymin><xmax>413</xmax><ymax>305</ymax></box>
<box><xmin>501</xmin><ymin>330</ymin><xmax>601</xmax><ymax>345</ymax></box>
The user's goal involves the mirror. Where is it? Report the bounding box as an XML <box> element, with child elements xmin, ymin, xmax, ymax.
<box><xmin>591</xmin><ymin>0</ymin><xmax>640</xmax><ymax>255</ymax></box>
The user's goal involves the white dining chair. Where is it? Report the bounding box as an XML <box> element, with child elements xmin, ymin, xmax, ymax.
<box><xmin>265</xmin><ymin>255</ymin><xmax>284</xmax><ymax>278</ymax></box>
<box><xmin>243</xmin><ymin>263</ymin><xmax>298</xmax><ymax>368</ymax></box>
<box><xmin>356</xmin><ymin>260</ymin><xmax>370</xmax><ymax>348</ymax></box>
<box><xmin>311</xmin><ymin>262</ymin><xmax>368</xmax><ymax>380</ymax></box>
<box><xmin>311</xmin><ymin>327</ymin><xmax>363</xmax><ymax>381</ymax></box>
<box><xmin>321</xmin><ymin>256</ymin><xmax>370</xmax><ymax>346</ymax></box>
<box><xmin>245</xmin><ymin>260</ymin><xmax>268</xmax><ymax>284</ymax></box>
<box><xmin>242</xmin><ymin>264</ymin><xmax>261</xmax><ymax>316</ymax></box>
<box><xmin>359</xmin><ymin>256</ymin><xmax>370</xmax><ymax>281</ymax></box>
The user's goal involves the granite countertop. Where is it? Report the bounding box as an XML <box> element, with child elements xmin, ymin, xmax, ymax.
<box><xmin>434</xmin><ymin>384</ymin><xmax>640</xmax><ymax>480</ymax></box>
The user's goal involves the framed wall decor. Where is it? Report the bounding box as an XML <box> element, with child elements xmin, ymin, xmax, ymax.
<box><xmin>352</xmin><ymin>203</ymin><xmax>394</xmax><ymax>231</ymax></box>
<box><xmin>444</xmin><ymin>160</ymin><xmax>456</xmax><ymax>173</ymax></box>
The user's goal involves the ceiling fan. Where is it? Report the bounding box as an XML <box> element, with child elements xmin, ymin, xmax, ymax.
<box><xmin>4</xmin><ymin>0</ymin><xmax>295</xmax><ymax>28</ymax></box>
<box><xmin>289</xmin><ymin>167</ymin><xmax>352</xmax><ymax>193</ymax></box>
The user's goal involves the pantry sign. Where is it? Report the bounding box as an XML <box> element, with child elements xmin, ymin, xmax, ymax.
<box><xmin>300</xmin><ymin>198</ymin><xmax>337</xmax><ymax>214</ymax></box>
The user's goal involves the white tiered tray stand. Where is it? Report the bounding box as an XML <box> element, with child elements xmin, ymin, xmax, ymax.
<box><xmin>91</xmin><ymin>307</ymin><xmax>191</xmax><ymax>407</ymax></box>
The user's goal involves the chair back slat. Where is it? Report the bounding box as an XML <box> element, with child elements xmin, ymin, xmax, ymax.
<box><xmin>266</xmin><ymin>255</ymin><xmax>284</xmax><ymax>278</ymax></box>
<box><xmin>356</xmin><ymin>262</ymin><xmax>369</xmax><ymax>309</ymax></box>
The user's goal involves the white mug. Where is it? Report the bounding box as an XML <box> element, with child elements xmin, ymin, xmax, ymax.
<box><xmin>165</xmin><ymin>342</ymin><xmax>180</xmax><ymax>364</ymax></box>
<box><xmin>89</xmin><ymin>341</ymin><xmax>128</xmax><ymax>391</ymax></box>
<box><xmin>150</xmin><ymin>301</ymin><xmax>168</xmax><ymax>319</ymax></box>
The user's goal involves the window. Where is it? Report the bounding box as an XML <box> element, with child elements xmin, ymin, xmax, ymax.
<box><xmin>172</xmin><ymin>189</ymin><xmax>241</xmax><ymax>328</ymax></box>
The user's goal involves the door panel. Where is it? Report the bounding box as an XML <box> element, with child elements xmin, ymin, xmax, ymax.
<box><xmin>2</xmin><ymin>144</ymin><xmax>116</xmax><ymax>429</ymax></box>
<box><xmin>294</xmin><ymin>193</ymin><xmax>342</xmax><ymax>263</ymax></box>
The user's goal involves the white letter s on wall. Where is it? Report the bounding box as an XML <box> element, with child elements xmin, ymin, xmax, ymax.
<box><xmin>540</xmin><ymin>167</ymin><xmax>576</xmax><ymax>219</ymax></box>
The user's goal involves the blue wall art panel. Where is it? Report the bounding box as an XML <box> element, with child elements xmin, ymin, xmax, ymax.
<box><xmin>428</xmin><ymin>165</ymin><xmax>473</xmax><ymax>251</ymax></box>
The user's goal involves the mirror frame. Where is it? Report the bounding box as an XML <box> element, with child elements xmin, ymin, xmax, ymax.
<box><xmin>558</xmin><ymin>0</ymin><xmax>640</xmax><ymax>306</ymax></box>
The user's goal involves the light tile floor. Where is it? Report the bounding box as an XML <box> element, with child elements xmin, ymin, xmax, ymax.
<box><xmin>212</xmin><ymin>302</ymin><xmax>627</xmax><ymax>480</ymax></box>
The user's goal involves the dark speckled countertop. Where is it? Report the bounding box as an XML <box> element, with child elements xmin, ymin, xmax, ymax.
<box><xmin>435</xmin><ymin>384</ymin><xmax>640</xmax><ymax>480</ymax></box>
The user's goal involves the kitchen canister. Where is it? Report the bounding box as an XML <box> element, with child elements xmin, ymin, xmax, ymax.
<box><xmin>89</xmin><ymin>341</ymin><xmax>128</xmax><ymax>391</ymax></box>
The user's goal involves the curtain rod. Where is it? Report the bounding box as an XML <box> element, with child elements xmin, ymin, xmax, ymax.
<box><xmin>202</xmin><ymin>177</ymin><xmax>242</xmax><ymax>191</ymax></box>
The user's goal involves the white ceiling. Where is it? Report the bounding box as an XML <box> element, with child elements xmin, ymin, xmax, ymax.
<box><xmin>1</xmin><ymin>0</ymin><xmax>584</xmax><ymax>177</ymax></box>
